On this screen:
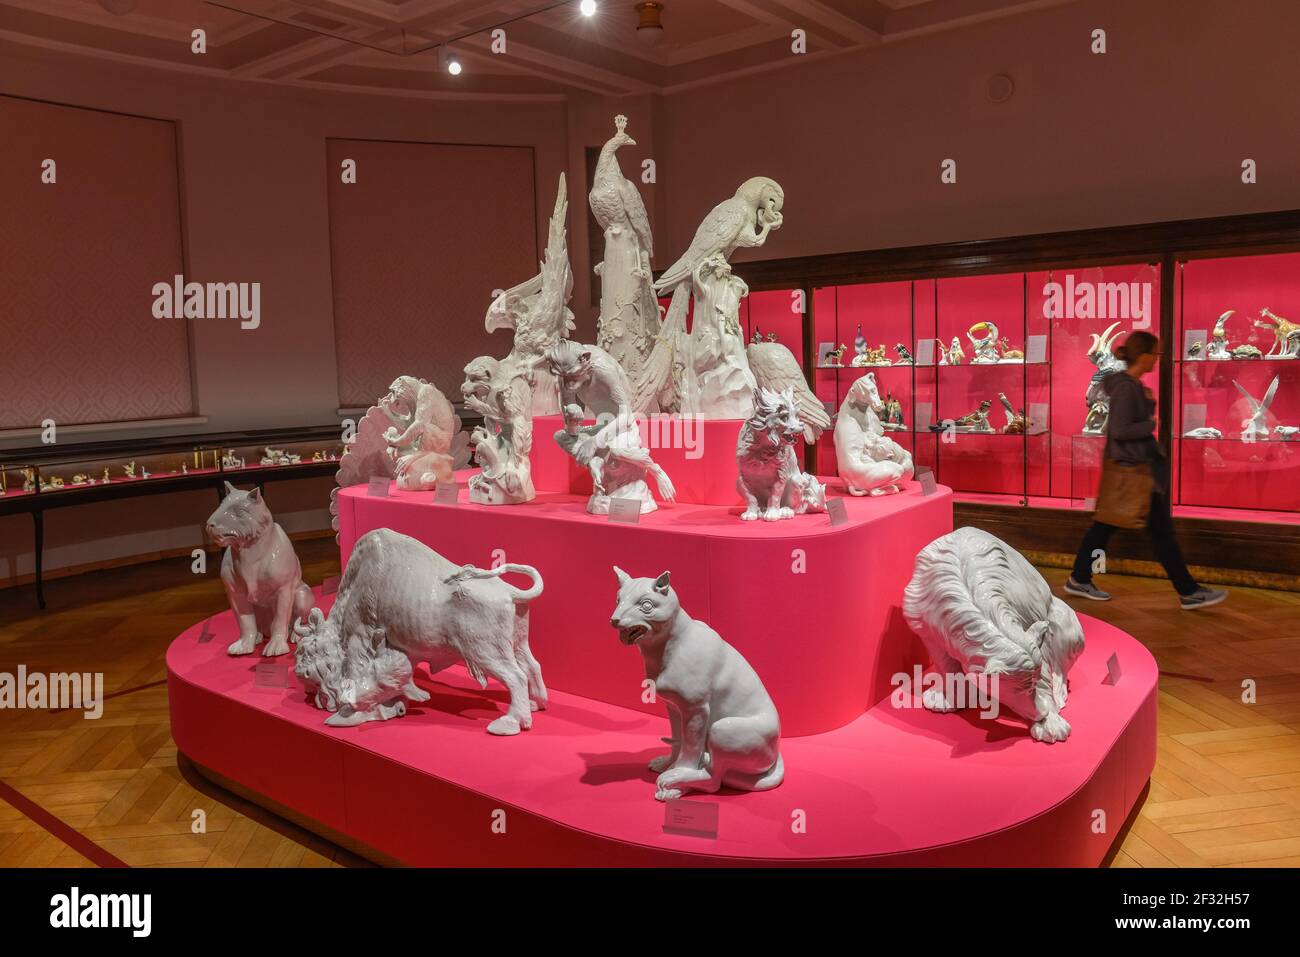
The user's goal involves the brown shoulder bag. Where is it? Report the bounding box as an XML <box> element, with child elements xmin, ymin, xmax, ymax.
<box><xmin>1093</xmin><ymin>458</ymin><xmax>1153</xmax><ymax>529</ymax></box>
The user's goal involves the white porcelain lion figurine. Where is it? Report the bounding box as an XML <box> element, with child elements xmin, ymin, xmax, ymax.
<box><xmin>736</xmin><ymin>386</ymin><xmax>825</xmax><ymax>521</ymax></box>
<box><xmin>902</xmin><ymin>527</ymin><xmax>1085</xmax><ymax>743</ymax></box>
<box><xmin>293</xmin><ymin>528</ymin><xmax>546</xmax><ymax>735</ymax></box>
<box><xmin>834</xmin><ymin>372</ymin><xmax>914</xmax><ymax>495</ymax></box>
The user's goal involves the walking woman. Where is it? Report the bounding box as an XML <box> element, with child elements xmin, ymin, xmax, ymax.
<box><xmin>1064</xmin><ymin>330</ymin><xmax>1227</xmax><ymax>610</ymax></box>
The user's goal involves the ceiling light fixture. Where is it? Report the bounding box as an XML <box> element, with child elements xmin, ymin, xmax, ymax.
<box><xmin>635</xmin><ymin>1</ymin><xmax>664</xmax><ymax>45</ymax></box>
<box><xmin>580</xmin><ymin>0</ymin><xmax>598</xmax><ymax>16</ymax></box>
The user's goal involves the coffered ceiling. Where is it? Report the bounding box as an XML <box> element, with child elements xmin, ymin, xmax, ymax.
<box><xmin>0</xmin><ymin>0</ymin><xmax>1075</xmax><ymax>98</ymax></box>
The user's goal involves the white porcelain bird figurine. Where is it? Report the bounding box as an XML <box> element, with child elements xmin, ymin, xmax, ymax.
<box><xmin>1234</xmin><ymin>375</ymin><xmax>1279</xmax><ymax>442</ymax></box>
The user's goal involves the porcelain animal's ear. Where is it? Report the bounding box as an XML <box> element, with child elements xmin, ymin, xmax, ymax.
<box><xmin>613</xmin><ymin>565</ymin><xmax>630</xmax><ymax>587</ymax></box>
<box><xmin>223</xmin><ymin>480</ymin><xmax>237</xmax><ymax>496</ymax></box>
<box><xmin>653</xmin><ymin>571</ymin><xmax>671</xmax><ymax>594</ymax></box>
<box><xmin>247</xmin><ymin>486</ymin><xmax>262</xmax><ymax>502</ymax></box>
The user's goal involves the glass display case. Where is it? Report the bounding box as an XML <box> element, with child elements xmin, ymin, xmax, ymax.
<box><xmin>220</xmin><ymin>438</ymin><xmax>343</xmax><ymax>475</ymax></box>
<box><xmin>808</xmin><ymin>263</ymin><xmax>1160</xmax><ymax>508</ymax></box>
<box><xmin>1174</xmin><ymin>251</ymin><xmax>1300</xmax><ymax>521</ymax></box>
<box><xmin>20</xmin><ymin>447</ymin><xmax>218</xmax><ymax>495</ymax></box>
<box><xmin>0</xmin><ymin>462</ymin><xmax>38</xmax><ymax>499</ymax></box>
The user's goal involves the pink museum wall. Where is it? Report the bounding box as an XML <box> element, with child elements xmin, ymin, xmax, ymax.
<box><xmin>655</xmin><ymin>0</ymin><xmax>1300</xmax><ymax>266</ymax></box>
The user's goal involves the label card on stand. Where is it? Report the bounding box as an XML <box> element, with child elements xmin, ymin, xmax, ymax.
<box><xmin>321</xmin><ymin>575</ymin><xmax>340</xmax><ymax>596</ymax></box>
<box><xmin>367</xmin><ymin>476</ymin><xmax>390</xmax><ymax>497</ymax></box>
<box><xmin>1083</xmin><ymin>497</ymin><xmax>1097</xmax><ymax>512</ymax></box>
<box><xmin>607</xmin><ymin>499</ymin><xmax>642</xmax><ymax>524</ymax></box>
<box><xmin>1103</xmin><ymin>652</ymin><xmax>1122</xmax><ymax>686</ymax></box>
<box><xmin>434</xmin><ymin>482</ymin><xmax>459</xmax><ymax>505</ymax></box>
<box><xmin>822</xmin><ymin>399</ymin><xmax>835</xmax><ymax>415</ymax></box>
<box><xmin>1182</xmin><ymin>404</ymin><xmax>1207</xmax><ymax>432</ymax></box>
<box><xmin>916</xmin><ymin>468</ymin><xmax>938</xmax><ymax>496</ymax></box>
<box><xmin>817</xmin><ymin>342</ymin><xmax>834</xmax><ymax>365</ymax></box>
<box><xmin>1026</xmin><ymin>335</ymin><xmax>1047</xmax><ymax>364</ymax></box>
<box><xmin>197</xmin><ymin>617</ymin><xmax>215</xmax><ymax>644</ymax></box>
<box><xmin>914</xmin><ymin>339</ymin><xmax>935</xmax><ymax>366</ymax></box>
<box><xmin>915</xmin><ymin>402</ymin><xmax>933</xmax><ymax>431</ymax></box>
<box><xmin>254</xmin><ymin>663</ymin><xmax>291</xmax><ymax>689</ymax></box>
<box><xmin>1184</xmin><ymin>329</ymin><xmax>1206</xmax><ymax>359</ymax></box>
<box><xmin>662</xmin><ymin>799</ymin><xmax>719</xmax><ymax>839</ymax></box>
<box><xmin>826</xmin><ymin>497</ymin><xmax>849</xmax><ymax>526</ymax></box>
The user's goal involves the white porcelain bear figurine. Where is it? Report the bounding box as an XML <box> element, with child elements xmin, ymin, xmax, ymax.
<box><xmin>834</xmin><ymin>372</ymin><xmax>914</xmax><ymax>495</ymax></box>
<box><xmin>205</xmin><ymin>482</ymin><xmax>314</xmax><ymax>658</ymax></box>
<box><xmin>610</xmin><ymin>566</ymin><xmax>783</xmax><ymax>801</ymax></box>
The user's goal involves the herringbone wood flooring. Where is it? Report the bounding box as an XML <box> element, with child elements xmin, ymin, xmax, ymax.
<box><xmin>1</xmin><ymin>539</ymin><xmax>1298</xmax><ymax>867</ymax></box>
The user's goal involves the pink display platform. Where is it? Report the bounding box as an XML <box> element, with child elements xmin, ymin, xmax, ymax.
<box><xmin>528</xmin><ymin>414</ymin><xmax>752</xmax><ymax>505</ymax></box>
<box><xmin>167</xmin><ymin>604</ymin><xmax>1156</xmax><ymax>867</ymax></box>
<box><xmin>334</xmin><ymin>473</ymin><xmax>953</xmax><ymax>736</ymax></box>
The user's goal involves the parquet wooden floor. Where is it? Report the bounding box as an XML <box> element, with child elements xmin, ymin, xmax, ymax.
<box><xmin>1</xmin><ymin>538</ymin><xmax>1297</xmax><ymax>868</ymax></box>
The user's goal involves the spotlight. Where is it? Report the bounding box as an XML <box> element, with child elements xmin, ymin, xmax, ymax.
<box><xmin>580</xmin><ymin>0</ymin><xmax>597</xmax><ymax>16</ymax></box>
<box><xmin>448</xmin><ymin>58</ymin><xmax>462</xmax><ymax>76</ymax></box>
<box><xmin>635</xmin><ymin>2</ymin><xmax>664</xmax><ymax>45</ymax></box>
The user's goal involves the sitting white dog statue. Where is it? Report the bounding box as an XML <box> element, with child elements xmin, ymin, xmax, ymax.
<box><xmin>902</xmin><ymin>527</ymin><xmax>1085</xmax><ymax>743</ymax></box>
<box><xmin>610</xmin><ymin>566</ymin><xmax>783</xmax><ymax>800</ymax></box>
<box><xmin>736</xmin><ymin>386</ymin><xmax>826</xmax><ymax>521</ymax></box>
<box><xmin>834</xmin><ymin>372</ymin><xmax>914</xmax><ymax>496</ymax></box>
<box><xmin>293</xmin><ymin>528</ymin><xmax>546</xmax><ymax>735</ymax></box>
<box><xmin>205</xmin><ymin>482</ymin><xmax>315</xmax><ymax>658</ymax></box>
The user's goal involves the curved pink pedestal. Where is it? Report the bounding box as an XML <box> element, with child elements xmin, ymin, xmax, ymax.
<box><xmin>167</xmin><ymin>608</ymin><xmax>1156</xmax><ymax>867</ymax></box>
<box><xmin>336</xmin><ymin>474</ymin><xmax>953</xmax><ymax>736</ymax></box>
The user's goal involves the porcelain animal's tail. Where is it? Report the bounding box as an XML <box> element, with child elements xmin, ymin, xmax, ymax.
<box><xmin>443</xmin><ymin>563</ymin><xmax>544</xmax><ymax>603</ymax></box>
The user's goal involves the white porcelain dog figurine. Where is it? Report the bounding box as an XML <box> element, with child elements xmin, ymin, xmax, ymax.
<box><xmin>834</xmin><ymin>372</ymin><xmax>914</xmax><ymax>496</ymax></box>
<box><xmin>903</xmin><ymin>527</ymin><xmax>1085</xmax><ymax>743</ymax></box>
<box><xmin>736</xmin><ymin>386</ymin><xmax>826</xmax><ymax>521</ymax></box>
<box><xmin>205</xmin><ymin>482</ymin><xmax>314</xmax><ymax>658</ymax></box>
<box><xmin>293</xmin><ymin>528</ymin><xmax>546</xmax><ymax>735</ymax></box>
<box><xmin>610</xmin><ymin>567</ymin><xmax>783</xmax><ymax>801</ymax></box>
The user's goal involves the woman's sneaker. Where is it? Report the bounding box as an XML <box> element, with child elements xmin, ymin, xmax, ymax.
<box><xmin>1180</xmin><ymin>587</ymin><xmax>1227</xmax><ymax>610</ymax></box>
<box><xmin>1064</xmin><ymin>578</ymin><xmax>1111</xmax><ymax>601</ymax></box>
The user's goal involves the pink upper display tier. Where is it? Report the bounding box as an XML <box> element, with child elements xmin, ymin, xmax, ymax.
<box><xmin>529</xmin><ymin>413</ymin><xmax>767</xmax><ymax>506</ymax></box>
<box><xmin>337</xmin><ymin>473</ymin><xmax>953</xmax><ymax>736</ymax></box>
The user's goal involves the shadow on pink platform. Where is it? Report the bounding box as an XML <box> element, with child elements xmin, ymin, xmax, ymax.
<box><xmin>167</xmin><ymin>601</ymin><xmax>1156</xmax><ymax>867</ymax></box>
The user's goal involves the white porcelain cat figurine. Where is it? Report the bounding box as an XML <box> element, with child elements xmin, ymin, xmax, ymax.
<box><xmin>205</xmin><ymin>482</ymin><xmax>314</xmax><ymax>658</ymax></box>
<box><xmin>610</xmin><ymin>567</ymin><xmax>783</xmax><ymax>801</ymax></box>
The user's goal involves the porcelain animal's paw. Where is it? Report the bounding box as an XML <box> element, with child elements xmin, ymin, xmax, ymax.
<box><xmin>1030</xmin><ymin>712</ymin><xmax>1071</xmax><ymax>744</ymax></box>
<box><xmin>262</xmin><ymin>635</ymin><xmax>291</xmax><ymax>658</ymax></box>
<box><xmin>740</xmin><ymin>507</ymin><xmax>761</xmax><ymax>521</ymax></box>
<box><xmin>227</xmin><ymin>634</ymin><xmax>260</xmax><ymax>656</ymax></box>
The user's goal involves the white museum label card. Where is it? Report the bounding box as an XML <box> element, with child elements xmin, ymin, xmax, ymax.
<box><xmin>1083</xmin><ymin>497</ymin><xmax>1097</xmax><ymax>512</ymax></box>
<box><xmin>826</xmin><ymin>497</ymin><xmax>849</xmax><ymax>526</ymax></box>
<box><xmin>321</xmin><ymin>575</ymin><xmax>340</xmax><ymax>596</ymax></box>
<box><xmin>817</xmin><ymin>342</ymin><xmax>834</xmax><ymax>365</ymax></box>
<box><xmin>917</xmin><ymin>468</ymin><xmax>938</xmax><ymax>496</ymax></box>
<box><xmin>367</xmin><ymin>476</ymin><xmax>390</xmax><ymax>497</ymax></box>
<box><xmin>197</xmin><ymin>617</ymin><xmax>215</xmax><ymax>644</ymax></box>
<box><xmin>822</xmin><ymin>399</ymin><xmax>835</xmax><ymax>414</ymax></box>
<box><xmin>1103</xmin><ymin>652</ymin><xmax>1122</xmax><ymax>686</ymax></box>
<box><xmin>914</xmin><ymin>339</ymin><xmax>935</xmax><ymax>366</ymax></box>
<box><xmin>608</xmin><ymin>499</ymin><xmax>641</xmax><ymax>524</ymax></box>
<box><xmin>434</xmin><ymin>482</ymin><xmax>459</xmax><ymax>505</ymax></box>
<box><xmin>254</xmin><ymin>663</ymin><xmax>291</xmax><ymax>689</ymax></box>
<box><xmin>915</xmin><ymin>402</ymin><xmax>933</xmax><ymax>431</ymax></box>
<box><xmin>662</xmin><ymin>799</ymin><xmax>719</xmax><ymax>839</ymax></box>
<box><xmin>1183</xmin><ymin>403</ymin><xmax>1207</xmax><ymax>432</ymax></box>
<box><xmin>1184</xmin><ymin>329</ymin><xmax>1206</xmax><ymax>358</ymax></box>
<box><xmin>1026</xmin><ymin>335</ymin><xmax>1048</xmax><ymax>364</ymax></box>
